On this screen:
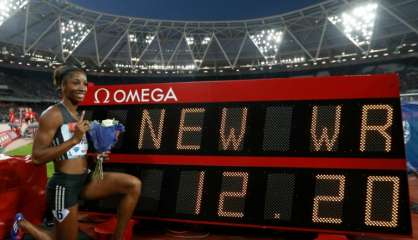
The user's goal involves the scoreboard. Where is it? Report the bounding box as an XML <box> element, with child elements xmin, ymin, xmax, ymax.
<box><xmin>80</xmin><ymin>74</ymin><xmax>411</xmax><ymax>236</ymax></box>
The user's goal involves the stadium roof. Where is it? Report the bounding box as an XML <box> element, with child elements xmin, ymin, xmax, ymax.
<box><xmin>0</xmin><ymin>0</ymin><xmax>417</xmax><ymax>75</ymax></box>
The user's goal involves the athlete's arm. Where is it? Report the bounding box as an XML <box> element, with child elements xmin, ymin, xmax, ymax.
<box><xmin>31</xmin><ymin>108</ymin><xmax>90</xmax><ymax>165</ymax></box>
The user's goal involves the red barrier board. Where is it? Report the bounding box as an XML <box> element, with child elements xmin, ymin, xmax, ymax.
<box><xmin>0</xmin><ymin>130</ymin><xmax>19</xmax><ymax>148</ymax></box>
<box><xmin>0</xmin><ymin>156</ymin><xmax>47</xmax><ymax>239</ymax></box>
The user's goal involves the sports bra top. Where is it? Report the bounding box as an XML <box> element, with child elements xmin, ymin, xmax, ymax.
<box><xmin>49</xmin><ymin>102</ymin><xmax>88</xmax><ymax>160</ymax></box>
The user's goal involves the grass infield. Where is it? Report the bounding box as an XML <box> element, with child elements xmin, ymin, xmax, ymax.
<box><xmin>5</xmin><ymin>143</ymin><xmax>55</xmax><ymax>178</ymax></box>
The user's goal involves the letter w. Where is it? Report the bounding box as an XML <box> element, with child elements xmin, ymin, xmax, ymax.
<box><xmin>219</xmin><ymin>108</ymin><xmax>248</xmax><ymax>151</ymax></box>
<box><xmin>311</xmin><ymin>105</ymin><xmax>342</xmax><ymax>151</ymax></box>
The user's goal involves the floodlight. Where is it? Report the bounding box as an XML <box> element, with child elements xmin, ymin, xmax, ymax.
<box><xmin>129</xmin><ymin>34</ymin><xmax>138</xmax><ymax>43</ymax></box>
<box><xmin>145</xmin><ymin>35</ymin><xmax>155</xmax><ymax>44</ymax></box>
<box><xmin>201</xmin><ymin>36</ymin><xmax>211</xmax><ymax>45</ymax></box>
<box><xmin>250</xmin><ymin>29</ymin><xmax>283</xmax><ymax>60</ymax></box>
<box><xmin>185</xmin><ymin>34</ymin><xmax>211</xmax><ymax>48</ymax></box>
<box><xmin>0</xmin><ymin>0</ymin><xmax>28</xmax><ymax>27</ymax></box>
<box><xmin>328</xmin><ymin>2</ymin><xmax>378</xmax><ymax>47</ymax></box>
<box><xmin>186</xmin><ymin>36</ymin><xmax>194</xmax><ymax>45</ymax></box>
<box><xmin>280</xmin><ymin>56</ymin><xmax>306</xmax><ymax>64</ymax></box>
<box><xmin>60</xmin><ymin>19</ymin><xmax>91</xmax><ymax>59</ymax></box>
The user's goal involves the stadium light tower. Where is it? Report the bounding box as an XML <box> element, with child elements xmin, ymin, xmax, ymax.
<box><xmin>60</xmin><ymin>18</ymin><xmax>91</xmax><ymax>61</ymax></box>
<box><xmin>0</xmin><ymin>0</ymin><xmax>28</xmax><ymax>27</ymax></box>
<box><xmin>184</xmin><ymin>33</ymin><xmax>212</xmax><ymax>69</ymax></box>
<box><xmin>328</xmin><ymin>2</ymin><xmax>378</xmax><ymax>52</ymax></box>
<box><xmin>129</xmin><ymin>32</ymin><xmax>157</xmax><ymax>69</ymax></box>
<box><xmin>250</xmin><ymin>29</ymin><xmax>283</xmax><ymax>62</ymax></box>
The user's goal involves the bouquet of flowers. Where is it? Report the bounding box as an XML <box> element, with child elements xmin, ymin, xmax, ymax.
<box><xmin>88</xmin><ymin>119</ymin><xmax>125</xmax><ymax>180</ymax></box>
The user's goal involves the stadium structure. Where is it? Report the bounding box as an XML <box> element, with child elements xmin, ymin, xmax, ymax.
<box><xmin>0</xmin><ymin>0</ymin><xmax>417</xmax><ymax>75</ymax></box>
<box><xmin>0</xmin><ymin>0</ymin><xmax>417</xmax><ymax>116</ymax></box>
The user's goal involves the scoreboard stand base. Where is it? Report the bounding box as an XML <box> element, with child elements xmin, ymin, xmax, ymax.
<box><xmin>315</xmin><ymin>234</ymin><xmax>349</xmax><ymax>240</ymax></box>
<box><xmin>165</xmin><ymin>225</ymin><xmax>210</xmax><ymax>239</ymax></box>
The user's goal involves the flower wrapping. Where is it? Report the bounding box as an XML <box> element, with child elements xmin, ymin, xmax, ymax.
<box><xmin>88</xmin><ymin>120</ymin><xmax>125</xmax><ymax>152</ymax></box>
<box><xmin>88</xmin><ymin>119</ymin><xmax>125</xmax><ymax>179</ymax></box>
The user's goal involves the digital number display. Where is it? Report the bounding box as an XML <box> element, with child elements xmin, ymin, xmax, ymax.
<box><xmin>82</xmin><ymin>166</ymin><xmax>410</xmax><ymax>235</ymax></box>
<box><xmin>80</xmin><ymin>75</ymin><xmax>411</xmax><ymax>236</ymax></box>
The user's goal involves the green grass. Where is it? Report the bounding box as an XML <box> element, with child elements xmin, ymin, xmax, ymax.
<box><xmin>46</xmin><ymin>161</ymin><xmax>55</xmax><ymax>178</ymax></box>
<box><xmin>5</xmin><ymin>143</ymin><xmax>55</xmax><ymax>178</ymax></box>
<box><xmin>5</xmin><ymin>143</ymin><xmax>33</xmax><ymax>156</ymax></box>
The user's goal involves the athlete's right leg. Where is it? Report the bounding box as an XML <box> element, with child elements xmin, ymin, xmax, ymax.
<box><xmin>54</xmin><ymin>204</ymin><xmax>79</xmax><ymax>240</ymax></box>
<box><xmin>17</xmin><ymin>204</ymin><xmax>79</xmax><ymax>240</ymax></box>
<box><xmin>43</xmin><ymin>172</ymin><xmax>86</xmax><ymax>240</ymax></box>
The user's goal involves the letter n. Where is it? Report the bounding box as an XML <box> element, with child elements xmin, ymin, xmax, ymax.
<box><xmin>138</xmin><ymin>109</ymin><xmax>166</xmax><ymax>150</ymax></box>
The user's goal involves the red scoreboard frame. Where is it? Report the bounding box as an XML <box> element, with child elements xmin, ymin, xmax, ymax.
<box><xmin>80</xmin><ymin>74</ymin><xmax>412</xmax><ymax>237</ymax></box>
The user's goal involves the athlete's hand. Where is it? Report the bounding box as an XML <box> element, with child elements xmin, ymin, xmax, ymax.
<box><xmin>73</xmin><ymin>111</ymin><xmax>89</xmax><ymax>143</ymax></box>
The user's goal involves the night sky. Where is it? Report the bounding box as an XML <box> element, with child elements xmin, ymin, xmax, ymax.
<box><xmin>69</xmin><ymin>0</ymin><xmax>321</xmax><ymax>21</ymax></box>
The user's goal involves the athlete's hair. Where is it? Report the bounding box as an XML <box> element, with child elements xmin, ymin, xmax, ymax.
<box><xmin>53</xmin><ymin>65</ymin><xmax>86</xmax><ymax>90</ymax></box>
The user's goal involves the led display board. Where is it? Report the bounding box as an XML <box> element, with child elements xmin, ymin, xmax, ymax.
<box><xmin>80</xmin><ymin>74</ymin><xmax>411</xmax><ymax>236</ymax></box>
